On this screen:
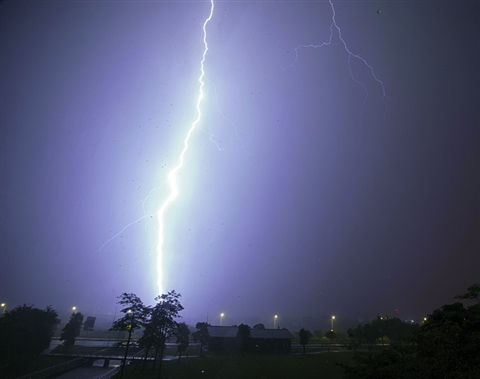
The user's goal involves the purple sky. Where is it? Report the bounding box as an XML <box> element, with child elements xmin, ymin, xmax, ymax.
<box><xmin>1</xmin><ymin>0</ymin><xmax>479</xmax><ymax>327</ymax></box>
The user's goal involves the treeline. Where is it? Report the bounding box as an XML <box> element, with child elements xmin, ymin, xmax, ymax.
<box><xmin>343</xmin><ymin>284</ymin><xmax>480</xmax><ymax>379</ymax></box>
<box><xmin>347</xmin><ymin>316</ymin><xmax>419</xmax><ymax>346</ymax></box>
<box><xmin>0</xmin><ymin>290</ymin><xmax>190</xmax><ymax>379</ymax></box>
<box><xmin>2</xmin><ymin>284</ymin><xmax>478</xmax><ymax>379</ymax></box>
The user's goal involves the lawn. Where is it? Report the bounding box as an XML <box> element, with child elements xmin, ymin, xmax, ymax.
<box><xmin>0</xmin><ymin>355</ymin><xmax>72</xmax><ymax>379</ymax></box>
<box><xmin>122</xmin><ymin>352</ymin><xmax>354</xmax><ymax>379</ymax></box>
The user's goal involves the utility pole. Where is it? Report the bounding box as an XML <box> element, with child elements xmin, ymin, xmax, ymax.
<box><xmin>120</xmin><ymin>310</ymin><xmax>134</xmax><ymax>379</ymax></box>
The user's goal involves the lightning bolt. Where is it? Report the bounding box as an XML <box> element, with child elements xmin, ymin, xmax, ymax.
<box><xmin>287</xmin><ymin>0</ymin><xmax>389</xmax><ymax>114</ymax></box>
<box><xmin>97</xmin><ymin>0</ymin><xmax>387</xmax><ymax>297</ymax></box>
<box><xmin>156</xmin><ymin>0</ymin><xmax>215</xmax><ymax>295</ymax></box>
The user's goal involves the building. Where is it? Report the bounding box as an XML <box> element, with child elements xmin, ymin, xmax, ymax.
<box><xmin>207</xmin><ymin>326</ymin><xmax>294</xmax><ymax>354</ymax></box>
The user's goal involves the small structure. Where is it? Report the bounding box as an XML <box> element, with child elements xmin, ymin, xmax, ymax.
<box><xmin>207</xmin><ymin>326</ymin><xmax>239</xmax><ymax>352</ymax></box>
<box><xmin>251</xmin><ymin>328</ymin><xmax>294</xmax><ymax>353</ymax></box>
<box><xmin>207</xmin><ymin>326</ymin><xmax>294</xmax><ymax>354</ymax></box>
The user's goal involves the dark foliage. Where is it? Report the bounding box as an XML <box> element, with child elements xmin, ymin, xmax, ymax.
<box><xmin>0</xmin><ymin>305</ymin><xmax>59</xmax><ymax>365</ymax></box>
<box><xmin>83</xmin><ymin>316</ymin><xmax>96</xmax><ymax>332</ymax></box>
<box><xmin>298</xmin><ymin>328</ymin><xmax>312</xmax><ymax>354</ymax></box>
<box><xmin>192</xmin><ymin>322</ymin><xmax>210</xmax><ymax>357</ymax></box>
<box><xmin>416</xmin><ymin>302</ymin><xmax>480</xmax><ymax>378</ymax></box>
<box><xmin>325</xmin><ymin>330</ymin><xmax>337</xmax><ymax>341</ymax></box>
<box><xmin>140</xmin><ymin>291</ymin><xmax>184</xmax><ymax>378</ymax></box>
<box><xmin>343</xmin><ymin>284</ymin><xmax>480</xmax><ymax>379</ymax></box>
<box><xmin>175</xmin><ymin>322</ymin><xmax>190</xmax><ymax>361</ymax></box>
<box><xmin>237</xmin><ymin>323</ymin><xmax>251</xmax><ymax>355</ymax></box>
<box><xmin>347</xmin><ymin>316</ymin><xmax>419</xmax><ymax>346</ymax></box>
<box><xmin>110</xmin><ymin>293</ymin><xmax>149</xmax><ymax>379</ymax></box>
<box><xmin>455</xmin><ymin>283</ymin><xmax>480</xmax><ymax>303</ymax></box>
<box><xmin>60</xmin><ymin>312</ymin><xmax>84</xmax><ymax>348</ymax></box>
<box><xmin>110</xmin><ymin>293</ymin><xmax>149</xmax><ymax>333</ymax></box>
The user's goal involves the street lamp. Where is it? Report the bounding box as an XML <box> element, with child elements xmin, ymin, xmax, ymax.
<box><xmin>1</xmin><ymin>303</ymin><xmax>6</xmax><ymax>314</ymax></box>
<box><xmin>72</xmin><ymin>306</ymin><xmax>77</xmax><ymax>314</ymax></box>
<box><xmin>220</xmin><ymin>313</ymin><xmax>224</xmax><ymax>326</ymax></box>
<box><xmin>274</xmin><ymin>315</ymin><xmax>278</xmax><ymax>329</ymax></box>
<box><xmin>331</xmin><ymin>315</ymin><xmax>335</xmax><ymax>331</ymax></box>
<box><xmin>120</xmin><ymin>309</ymin><xmax>134</xmax><ymax>379</ymax></box>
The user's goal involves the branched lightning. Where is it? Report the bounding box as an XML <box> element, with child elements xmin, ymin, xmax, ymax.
<box><xmin>206</xmin><ymin>77</ymin><xmax>252</xmax><ymax>157</ymax></box>
<box><xmin>156</xmin><ymin>0</ymin><xmax>215</xmax><ymax>295</ymax></box>
<box><xmin>287</xmin><ymin>0</ymin><xmax>389</xmax><ymax>114</ymax></box>
<box><xmin>97</xmin><ymin>0</ymin><xmax>387</xmax><ymax>298</ymax></box>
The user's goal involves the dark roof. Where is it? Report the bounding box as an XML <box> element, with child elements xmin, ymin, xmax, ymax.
<box><xmin>251</xmin><ymin>329</ymin><xmax>295</xmax><ymax>339</ymax></box>
<box><xmin>207</xmin><ymin>326</ymin><xmax>294</xmax><ymax>339</ymax></box>
<box><xmin>208</xmin><ymin>326</ymin><xmax>238</xmax><ymax>338</ymax></box>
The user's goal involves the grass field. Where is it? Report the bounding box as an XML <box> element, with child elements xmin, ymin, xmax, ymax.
<box><xmin>123</xmin><ymin>352</ymin><xmax>354</xmax><ymax>379</ymax></box>
<box><xmin>0</xmin><ymin>355</ymin><xmax>71</xmax><ymax>379</ymax></box>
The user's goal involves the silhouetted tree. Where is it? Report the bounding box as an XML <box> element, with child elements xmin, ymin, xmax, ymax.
<box><xmin>343</xmin><ymin>284</ymin><xmax>480</xmax><ymax>379</ymax></box>
<box><xmin>237</xmin><ymin>324</ymin><xmax>251</xmax><ymax>356</ymax></box>
<box><xmin>416</xmin><ymin>301</ymin><xmax>480</xmax><ymax>378</ymax></box>
<box><xmin>110</xmin><ymin>293</ymin><xmax>148</xmax><ymax>379</ymax></box>
<box><xmin>348</xmin><ymin>317</ymin><xmax>418</xmax><ymax>348</ymax></box>
<box><xmin>175</xmin><ymin>322</ymin><xmax>190</xmax><ymax>363</ymax></box>
<box><xmin>455</xmin><ymin>283</ymin><xmax>480</xmax><ymax>303</ymax></box>
<box><xmin>325</xmin><ymin>330</ymin><xmax>336</xmax><ymax>341</ymax></box>
<box><xmin>0</xmin><ymin>305</ymin><xmax>59</xmax><ymax>366</ymax></box>
<box><xmin>110</xmin><ymin>293</ymin><xmax>148</xmax><ymax>333</ymax></box>
<box><xmin>140</xmin><ymin>291</ymin><xmax>183</xmax><ymax>379</ymax></box>
<box><xmin>192</xmin><ymin>322</ymin><xmax>210</xmax><ymax>357</ymax></box>
<box><xmin>83</xmin><ymin>316</ymin><xmax>96</xmax><ymax>336</ymax></box>
<box><xmin>253</xmin><ymin>323</ymin><xmax>265</xmax><ymax>330</ymax></box>
<box><xmin>60</xmin><ymin>312</ymin><xmax>84</xmax><ymax>348</ymax></box>
<box><xmin>298</xmin><ymin>328</ymin><xmax>312</xmax><ymax>354</ymax></box>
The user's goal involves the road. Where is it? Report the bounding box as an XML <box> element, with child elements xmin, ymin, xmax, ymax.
<box><xmin>54</xmin><ymin>367</ymin><xmax>113</xmax><ymax>379</ymax></box>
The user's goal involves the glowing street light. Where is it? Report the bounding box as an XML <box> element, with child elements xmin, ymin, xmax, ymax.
<box><xmin>220</xmin><ymin>313</ymin><xmax>224</xmax><ymax>326</ymax></box>
<box><xmin>274</xmin><ymin>315</ymin><xmax>278</xmax><ymax>329</ymax></box>
<box><xmin>331</xmin><ymin>315</ymin><xmax>335</xmax><ymax>331</ymax></box>
<box><xmin>72</xmin><ymin>306</ymin><xmax>77</xmax><ymax>314</ymax></box>
<box><xmin>1</xmin><ymin>303</ymin><xmax>6</xmax><ymax>314</ymax></box>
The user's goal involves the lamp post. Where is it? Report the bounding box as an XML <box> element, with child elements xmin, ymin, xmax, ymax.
<box><xmin>331</xmin><ymin>315</ymin><xmax>335</xmax><ymax>331</ymax></box>
<box><xmin>72</xmin><ymin>306</ymin><xmax>77</xmax><ymax>314</ymax></box>
<box><xmin>220</xmin><ymin>313</ymin><xmax>224</xmax><ymax>326</ymax></box>
<box><xmin>1</xmin><ymin>303</ymin><xmax>6</xmax><ymax>314</ymax></box>
<box><xmin>274</xmin><ymin>315</ymin><xmax>278</xmax><ymax>329</ymax></box>
<box><xmin>120</xmin><ymin>309</ymin><xmax>134</xmax><ymax>379</ymax></box>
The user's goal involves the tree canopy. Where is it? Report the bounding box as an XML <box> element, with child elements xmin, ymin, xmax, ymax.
<box><xmin>347</xmin><ymin>316</ymin><xmax>419</xmax><ymax>346</ymax></box>
<box><xmin>237</xmin><ymin>324</ymin><xmax>251</xmax><ymax>355</ymax></box>
<box><xmin>139</xmin><ymin>291</ymin><xmax>184</xmax><ymax>378</ymax></box>
<box><xmin>110</xmin><ymin>293</ymin><xmax>148</xmax><ymax>333</ymax></box>
<box><xmin>298</xmin><ymin>328</ymin><xmax>312</xmax><ymax>354</ymax></box>
<box><xmin>0</xmin><ymin>305</ymin><xmax>59</xmax><ymax>365</ymax></box>
<box><xmin>60</xmin><ymin>312</ymin><xmax>84</xmax><ymax>348</ymax></box>
<box><xmin>192</xmin><ymin>322</ymin><xmax>210</xmax><ymax>357</ymax></box>
<box><xmin>455</xmin><ymin>283</ymin><xmax>480</xmax><ymax>303</ymax></box>
<box><xmin>175</xmin><ymin>322</ymin><xmax>190</xmax><ymax>362</ymax></box>
<box><xmin>343</xmin><ymin>284</ymin><xmax>480</xmax><ymax>379</ymax></box>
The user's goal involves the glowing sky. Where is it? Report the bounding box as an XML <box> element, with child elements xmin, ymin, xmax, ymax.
<box><xmin>1</xmin><ymin>1</ymin><xmax>479</xmax><ymax>326</ymax></box>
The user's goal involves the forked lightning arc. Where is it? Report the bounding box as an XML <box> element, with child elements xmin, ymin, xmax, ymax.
<box><xmin>98</xmin><ymin>0</ymin><xmax>387</xmax><ymax>297</ymax></box>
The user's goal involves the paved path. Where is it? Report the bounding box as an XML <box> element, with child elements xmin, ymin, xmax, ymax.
<box><xmin>54</xmin><ymin>367</ymin><xmax>112</xmax><ymax>379</ymax></box>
